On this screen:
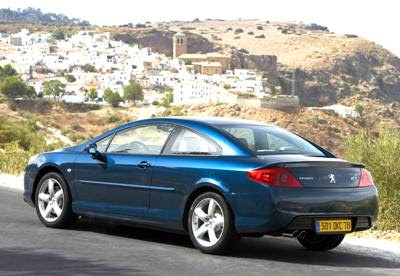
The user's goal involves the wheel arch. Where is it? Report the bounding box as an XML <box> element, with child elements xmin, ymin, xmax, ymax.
<box><xmin>32</xmin><ymin>165</ymin><xmax>66</xmax><ymax>204</ymax></box>
<box><xmin>182</xmin><ymin>185</ymin><xmax>235</xmax><ymax>232</ymax></box>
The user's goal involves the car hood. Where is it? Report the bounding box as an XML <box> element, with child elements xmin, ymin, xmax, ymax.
<box><xmin>53</xmin><ymin>145</ymin><xmax>83</xmax><ymax>153</ymax></box>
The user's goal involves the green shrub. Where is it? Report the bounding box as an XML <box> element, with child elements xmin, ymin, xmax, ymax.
<box><xmin>107</xmin><ymin>114</ymin><xmax>121</xmax><ymax>124</ymax></box>
<box><xmin>71</xmin><ymin>123</ymin><xmax>84</xmax><ymax>131</ymax></box>
<box><xmin>0</xmin><ymin>116</ymin><xmax>44</xmax><ymax>151</ymax></box>
<box><xmin>161</xmin><ymin>91</ymin><xmax>173</xmax><ymax>108</ymax></box>
<box><xmin>0</xmin><ymin>142</ymin><xmax>32</xmax><ymax>175</ymax></box>
<box><xmin>161</xmin><ymin>106</ymin><xmax>184</xmax><ymax>117</ymax></box>
<box><xmin>234</xmin><ymin>28</ymin><xmax>244</xmax><ymax>34</ymax></box>
<box><xmin>0</xmin><ymin>116</ymin><xmax>64</xmax><ymax>174</ymax></box>
<box><xmin>67</xmin><ymin>132</ymin><xmax>86</xmax><ymax>143</ymax></box>
<box><xmin>50</xmin><ymin>122</ymin><xmax>61</xmax><ymax>129</ymax></box>
<box><xmin>344</xmin><ymin>129</ymin><xmax>400</xmax><ymax>231</ymax></box>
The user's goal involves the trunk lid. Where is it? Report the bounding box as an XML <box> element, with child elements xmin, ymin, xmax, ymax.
<box><xmin>259</xmin><ymin>155</ymin><xmax>363</xmax><ymax>188</ymax></box>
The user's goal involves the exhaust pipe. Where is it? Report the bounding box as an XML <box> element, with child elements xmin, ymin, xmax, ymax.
<box><xmin>282</xmin><ymin>230</ymin><xmax>307</xmax><ymax>239</ymax></box>
<box><xmin>282</xmin><ymin>230</ymin><xmax>298</xmax><ymax>238</ymax></box>
<box><xmin>297</xmin><ymin>230</ymin><xmax>307</xmax><ymax>239</ymax></box>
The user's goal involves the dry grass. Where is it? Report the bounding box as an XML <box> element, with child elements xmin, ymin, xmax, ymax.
<box><xmin>168</xmin><ymin>19</ymin><xmax>391</xmax><ymax>71</ymax></box>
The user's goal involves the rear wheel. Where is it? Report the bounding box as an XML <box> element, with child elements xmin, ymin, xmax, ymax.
<box><xmin>35</xmin><ymin>172</ymin><xmax>77</xmax><ymax>228</ymax></box>
<box><xmin>297</xmin><ymin>231</ymin><xmax>345</xmax><ymax>251</ymax></box>
<box><xmin>188</xmin><ymin>192</ymin><xmax>236</xmax><ymax>254</ymax></box>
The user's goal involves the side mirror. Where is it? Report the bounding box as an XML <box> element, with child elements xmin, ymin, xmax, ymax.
<box><xmin>87</xmin><ymin>144</ymin><xmax>100</xmax><ymax>158</ymax></box>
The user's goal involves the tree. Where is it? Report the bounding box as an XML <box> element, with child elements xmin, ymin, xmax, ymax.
<box><xmin>0</xmin><ymin>64</ymin><xmax>18</xmax><ymax>81</ymax></box>
<box><xmin>161</xmin><ymin>91</ymin><xmax>173</xmax><ymax>107</ymax></box>
<box><xmin>42</xmin><ymin>80</ymin><xmax>66</xmax><ymax>100</ymax></box>
<box><xmin>103</xmin><ymin>88</ymin><xmax>122</xmax><ymax>107</ymax></box>
<box><xmin>86</xmin><ymin>88</ymin><xmax>98</xmax><ymax>101</ymax></box>
<box><xmin>65</xmin><ymin>74</ymin><xmax>76</xmax><ymax>82</ymax></box>
<box><xmin>123</xmin><ymin>82</ymin><xmax>143</xmax><ymax>106</ymax></box>
<box><xmin>81</xmin><ymin>64</ymin><xmax>97</xmax><ymax>73</ymax></box>
<box><xmin>51</xmin><ymin>30</ymin><xmax>65</xmax><ymax>40</ymax></box>
<box><xmin>355</xmin><ymin>104</ymin><xmax>364</xmax><ymax>117</ymax></box>
<box><xmin>0</xmin><ymin>76</ymin><xmax>35</xmax><ymax>100</ymax></box>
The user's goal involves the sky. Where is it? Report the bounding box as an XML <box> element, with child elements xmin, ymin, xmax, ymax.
<box><xmin>2</xmin><ymin>0</ymin><xmax>400</xmax><ymax>56</ymax></box>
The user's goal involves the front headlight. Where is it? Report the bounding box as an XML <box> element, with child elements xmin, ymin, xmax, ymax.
<box><xmin>28</xmin><ymin>154</ymin><xmax>39</xmax><ymax>165</ymax></box>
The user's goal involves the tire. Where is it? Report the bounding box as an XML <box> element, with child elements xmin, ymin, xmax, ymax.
<box><xmin>35</xmin><ymin>172</ymin><xmax>77</xmax><ymax>228</ymax></box>
<box><xmin>297</xmin><ymin>231</ymin><xmax>345</xmax><ymax>251</ymax></box>
<box><xmin>188</xmin><ymin>192</ymin><xmax>237</xmax><ymax>254</ymax></box>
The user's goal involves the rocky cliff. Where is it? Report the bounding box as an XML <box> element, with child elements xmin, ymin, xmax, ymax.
<box><xmin>111</xmin><ymin>29</ymin><xmax>217</xmax><ymax>57</ymax></box>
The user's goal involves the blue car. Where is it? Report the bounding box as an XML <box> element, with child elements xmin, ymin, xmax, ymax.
<box><xmin>24</xmin><ymin>117</ymin><xmax>378</xmax><ymax>253</ymax></box>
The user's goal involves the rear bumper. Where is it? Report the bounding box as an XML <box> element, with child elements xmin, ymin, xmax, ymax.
<box><xmin>230</xmin><ymin>186</ymin><xmax>379</xmax><ymax>234</ymax></box>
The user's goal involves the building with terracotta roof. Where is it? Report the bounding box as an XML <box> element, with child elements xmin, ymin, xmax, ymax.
<box><xmin>178</xmin><ymin>52</ymin><xmax>230</xmax><ymax>73</ymax></box>
<box><xmin>192</xmin><ymin>61</ymin><xmax>223</xmax><ymax>75</ymax></box>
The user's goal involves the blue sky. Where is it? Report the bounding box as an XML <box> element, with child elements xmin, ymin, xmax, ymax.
<box><xmin>2</xmin><ymin>0</ymin><xmax>400</xmax><ymax>56</ymax></box>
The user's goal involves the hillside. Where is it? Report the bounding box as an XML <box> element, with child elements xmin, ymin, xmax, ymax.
<box><xmin>0</xmin><ymin>7</ymin><xmax>89</xmax><ymax>26</ymax></box>
<box><xmin>170</xmin><ymin>20</ymin><xmax>400</xmax><ymax>106</ymax></box>
<box><xmin>103</xmin><ymin>19</ymin><xmax>400</xmax><ymax>106</ymax></box>
<box><xmin>1</xmin><ymin>98</ymin><xmax>399</xmax><ymax>159</ymax></box>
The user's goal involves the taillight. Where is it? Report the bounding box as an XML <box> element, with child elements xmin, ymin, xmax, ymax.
<box><xmin>358</xmin><ymin>168</ymin><xmax>374</xmax><ymax>187</ymax></box>
<box><xmin>248</xmin><ymin>167</ymin><xmax>303</xmax><ymax>188</ymax></box>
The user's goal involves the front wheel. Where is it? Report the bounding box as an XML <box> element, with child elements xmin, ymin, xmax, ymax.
<box><xmin>35</xmin><ymin>172</ymin><xmax>77</xmax><ymax>228</ymax></box>
<box><xmin>188</xmin><ymin>192</ymin><xmax>237</xmax><ymax>254</ymax></box>
<box><xmin>297</xmin><ymin>231</ymin><xmax>345</xmax><ymax>251</ymax></box>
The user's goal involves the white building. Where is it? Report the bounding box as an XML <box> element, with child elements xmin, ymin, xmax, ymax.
<box><xmin>173</xmin><ymin>81</ymin><xmax>230</xmax><ymax>105</ymax></box>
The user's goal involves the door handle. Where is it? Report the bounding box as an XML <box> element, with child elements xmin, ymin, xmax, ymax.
<box><xmin>138</xmin><ymin>161</ymin><xmax>151</xmax><ymax>169</ymax></box>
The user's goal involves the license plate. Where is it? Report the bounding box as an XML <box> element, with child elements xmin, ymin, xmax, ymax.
<box><xmin>316</xmin><ymin>219</ymin><xmax>352</xmax><ymax>233</ymax></box>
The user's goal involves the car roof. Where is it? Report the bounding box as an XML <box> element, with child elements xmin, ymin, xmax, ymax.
<box><xmin>144</xmin><ymin>116</ymin><xmax>275</xmax><ymax>127</ymax></box>
<box><xmin>82</xmin><ymin>116</ymin><xmax>260</xmax><ymax>156</ymax></box>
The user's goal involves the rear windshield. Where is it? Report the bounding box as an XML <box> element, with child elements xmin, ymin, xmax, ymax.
<box><xmin>217</xmin><ymin>124</ymin><xmax>326</xmax><ymax>157</ymax></box>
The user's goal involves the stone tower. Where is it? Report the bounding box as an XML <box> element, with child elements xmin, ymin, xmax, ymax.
<box><xmin>173</xmin><ymin>33</ymin><xmax>187</xmax><ymax>59</ymax></box>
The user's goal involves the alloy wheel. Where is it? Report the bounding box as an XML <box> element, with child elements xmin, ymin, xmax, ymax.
<box><xmin>37</xmin><ymin>178</ymin><xmax>64</xmax><ymax>222</ymax></box>
<box><xmin>191</xmin><ymin>198</ymin><xmax>225</xmax><ymax>247</ymax></box>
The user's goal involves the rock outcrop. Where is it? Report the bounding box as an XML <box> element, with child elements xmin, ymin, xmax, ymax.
<box><xmin>112</xmin><ymin>30</ymin><xmax>217</xmax><ymax>57</ymax></box>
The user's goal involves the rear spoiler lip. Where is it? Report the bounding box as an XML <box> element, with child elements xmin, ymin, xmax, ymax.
<box><xmin>265</xmin><ymin>161</ymin><xmax>365</xmax><ymax>169</ymax></box>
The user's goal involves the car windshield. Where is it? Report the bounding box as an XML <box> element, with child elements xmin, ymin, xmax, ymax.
<box><xmin>217</xmin><ymin>124</ymin><xmax>326</xmax><ymax>157</ymax></box>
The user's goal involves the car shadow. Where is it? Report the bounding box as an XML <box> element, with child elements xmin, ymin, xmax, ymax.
<box><xmin>228</xmin><ymin>236</ymin><xmax>400</xmax><ymax>268</ymax></box>
<box><xmin>73</xmin><ymin>218</ymin><xmax>400</xmax><ymax>269</ymax></box>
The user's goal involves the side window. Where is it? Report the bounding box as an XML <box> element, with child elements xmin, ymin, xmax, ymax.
<box><xmin>95</xmin><ymin>135</ymin><xmax>112</xmax><ymax>153</ymax></box>
<box><xmin>107</xmin><ymin>124</ymin><xmax>174</xmax><ymax>154</ymax></box>
<box><xmin>170</xmin><ymin>129</ymin><xmax>219</xmax><ymax>155</ymax></box>
<box><xmin>223</xmin><ymin>127</ymin><xmax>255</xmax><ymax>150</ymax></box>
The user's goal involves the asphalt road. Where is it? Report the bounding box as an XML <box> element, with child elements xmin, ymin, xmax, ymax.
<box><xmin>0</xmin><ymin>187</ymin><xmax>399</xmax><ymax>276</ymax></box>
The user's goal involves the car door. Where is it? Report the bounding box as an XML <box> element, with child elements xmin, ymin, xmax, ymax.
<box><xmin>73</xmin><ymin>123</ymin><xmax>175</xmax><ymax>218</ymax></box>
<box><xmin>149</xmin><ymin>127</ymin><xmax>221</xmax><ymax>228</ymax></box>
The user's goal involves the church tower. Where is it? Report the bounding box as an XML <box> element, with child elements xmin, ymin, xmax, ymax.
<box><xmin>173</xmin><ymin>33</ymin><xmax>187</xmax><ymax>59</ymax></box>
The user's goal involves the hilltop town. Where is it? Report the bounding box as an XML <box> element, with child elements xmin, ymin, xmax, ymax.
<box><xmin>0</xmin><ymin>27</ymin><xmax>284</xmax><ymax>108</ymax></box>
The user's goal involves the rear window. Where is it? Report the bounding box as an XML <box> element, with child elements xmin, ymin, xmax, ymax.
<box><xmin>218</xmin><ymin>124</ymin><xmax>326</xmax><ymax>157</ymax></box>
